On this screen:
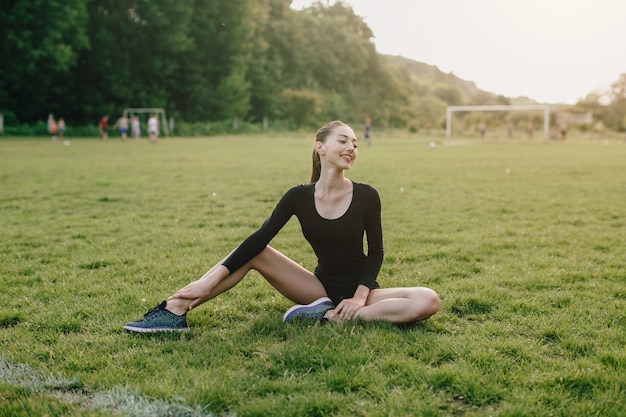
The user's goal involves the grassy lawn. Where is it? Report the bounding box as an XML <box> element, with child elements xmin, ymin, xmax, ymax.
<box><xmin>1</xmin><ymin>131</ymin><xmax>624</xmax><ymax>416</ymax></box>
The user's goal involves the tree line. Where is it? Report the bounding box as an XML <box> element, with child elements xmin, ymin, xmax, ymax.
<box><xmin>0</xmin><ymin>0</ymin><xmax>500</xmax><ymax>131</ymax></box>
<box><xmin>2</xmin><ymin>0</ymin><xmax>622</xmax><ymax>133</ymax></box>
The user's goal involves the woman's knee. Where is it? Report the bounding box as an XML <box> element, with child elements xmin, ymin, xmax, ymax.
<box><xmin>425</xmin><ymin>288</ymin><xmax>441</xmax><ymax>315</ymax></box>
<box><xmin>413</xmin><ymin>287</ymin><xmax>440</xmax><ymax>320</ymax></box>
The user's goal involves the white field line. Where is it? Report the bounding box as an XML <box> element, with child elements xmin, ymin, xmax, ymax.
<box><xmin>0</xmin><ymin>358</ymin><xmax>227</xmax><ymax>417</ymax></box>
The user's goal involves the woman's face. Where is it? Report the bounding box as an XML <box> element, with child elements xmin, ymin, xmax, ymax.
<box><xmin>317</xmin><ymin>124</ymin><xmax>358</xmax><ymax>170</ymax></box>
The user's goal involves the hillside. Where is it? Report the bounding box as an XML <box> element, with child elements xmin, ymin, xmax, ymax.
<box><xmin>382</xmin><ymin>54</ymin><xmax>511</xmax><ymax>105</ymax></box>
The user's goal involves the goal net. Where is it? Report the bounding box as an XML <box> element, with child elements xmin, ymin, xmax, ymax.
<box><xmin>123</xmin><ymin>108</ymin><xmax>170</xmax><ymax>137</ymax></box>
<box><xmin>445</xmin><ymin>105</ymin><xmax>550</xmax><ymax>141</ymax></box>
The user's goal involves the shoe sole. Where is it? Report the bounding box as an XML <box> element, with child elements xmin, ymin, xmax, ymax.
<box><xmin>123</xmin><ymin>325</ymin><xmax>189</xmax><ymax>333</ymax></box>
<box><xmin>283</xmin><ymin>297</ymin><xmax>333</xmax><ymax>322</ymax></box>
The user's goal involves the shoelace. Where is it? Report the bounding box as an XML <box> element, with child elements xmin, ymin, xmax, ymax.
<box><xmin>143</xmin><ymin>303</ymin><xmax>165</xmax><ymax>319</ymax></box>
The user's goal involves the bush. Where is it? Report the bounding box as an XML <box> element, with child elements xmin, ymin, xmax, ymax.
<box><xmin>0</xmin><ymin>120</ymin><xmax>99</xmax><ymax>137</ymax></box>
<box><xmin>278</xmin><ymin>89</ymin><xmax>321</xmax><ymax>128</ymax></box>
<box><xmin>173</xmin><ymin>119</ymin><xmax>281</xmax><ymax>137</ymax></box>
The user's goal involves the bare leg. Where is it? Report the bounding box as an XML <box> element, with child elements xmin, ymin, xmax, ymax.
<box><xmin>327</xmin><ymin>287</ymin><xmax>440</xmax><ymax>324</ymax></box>
<box><xmin>167</xmin><ymin>246</ymin><xmax>327</xmax><ymax>315</ymax></box>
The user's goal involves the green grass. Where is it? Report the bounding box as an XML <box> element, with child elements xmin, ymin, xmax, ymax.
<box><xmin>1</xmin><ymin>132</ymin><xmax>625</xmax><ymax>416</ymax></box>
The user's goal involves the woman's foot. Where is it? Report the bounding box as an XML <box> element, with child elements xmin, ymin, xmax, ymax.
<box><xmin>123</xmin><ymin>301</ymin><xmax>189</xmax><ymax>333</ymax></box>
<box><xmin>283</xmin><ymin>297</ymin><xmax>335</xmax><ymax>323</ymax></box>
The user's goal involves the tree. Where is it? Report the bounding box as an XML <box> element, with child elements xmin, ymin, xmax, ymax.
<box><xmin>578</xmin><ymin>74</ymin><xmax>626</xmax><ymax>131</ymax></box>
<box><xmin>246</xmin><ymin>0</ymin><xmax>295</xmax><ymax>122</ymax></box>
<box><xmin>72</xmin><ymin>0</ymin><xmax>194</xmax><ymax>122</ymax></box>
<box><xmin>173</xmin><ymin>0</ymin><xmax>256</xmax><ymax>122</ymax></box>
<box><xmin>0</xmin><ymin>0</ymin><xmax>89</xmax><ymax>123</ymax></box>
<box><xmin>609</xmin><ymin>72</ymin><xmax>626</xmax><ymax>101</ymax></box>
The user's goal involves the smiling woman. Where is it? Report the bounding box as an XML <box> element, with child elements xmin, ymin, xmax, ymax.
<box><xmin>123</xmin><ymin>120</ymin><xmax>440</xmax><ymax>332</ymax></box>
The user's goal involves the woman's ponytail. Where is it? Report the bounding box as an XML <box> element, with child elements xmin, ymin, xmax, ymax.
<box><xmin>310</xmin><ymin>149</ymin><xmax>321</xmax><ymax>183</ymax></box>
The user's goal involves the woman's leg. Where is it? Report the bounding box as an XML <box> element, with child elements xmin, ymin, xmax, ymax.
<box><xmin>248</xmin><ymin>246</ymin><xmax>328</xmax><ymax>304</ymax></box>
<box><xmin>346</xmin><ymin>287</ymin><xmax>440</xmax><ymax>324</ymax></box>
<box><xmin>167</xmin><ymin>246</ymin><xmax>327</xmax><ymax>314</ymax></box>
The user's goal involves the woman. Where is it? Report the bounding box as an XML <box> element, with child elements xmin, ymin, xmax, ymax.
<box><xmin>124</xmin><ymin>121</ymin><xmax>439</xmax><ymax>332</ymax></box>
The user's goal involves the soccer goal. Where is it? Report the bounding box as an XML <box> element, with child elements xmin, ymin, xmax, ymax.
<box><xmin>445</xmin><ymin>105</ymin><xmax>550</xmax><ymax>141</ymax></box>
<box><xmin>123</xmin><ymin>108</ymin><xmax>170</xmax><ymax>137</ymax></box>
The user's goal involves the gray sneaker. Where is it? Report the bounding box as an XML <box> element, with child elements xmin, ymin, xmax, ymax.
<box><xmin>124</xmin><ymin>301</ymin><xmax>189</xmax><ymax>333</ymax></box>
<box><xmin>283</xmin><ymin>297</ymin><xmax>334</xmax><ymax>323</ymax></box>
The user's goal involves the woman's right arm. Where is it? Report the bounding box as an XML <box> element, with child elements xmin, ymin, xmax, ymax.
<box><xmin>220</xmin><ymin>186</ymin><xmax>299</xmax><ymax>273</ymax></box>
<box><xmin>168</xmin><ymin>186</ymin><xmax>300</xmax><ymax>309</ymax></box>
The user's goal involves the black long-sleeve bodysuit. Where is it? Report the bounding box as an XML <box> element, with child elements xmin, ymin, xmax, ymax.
<box><xmin>221</xmin><ymin>181</ymin><xmax>384</xmax><ymax>305</ymax></box>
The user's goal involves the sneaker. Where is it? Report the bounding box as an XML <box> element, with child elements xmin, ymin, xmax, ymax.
<box><xmin>283</xmin><ymin>297</ymin><xmax>334</xmax><ymax>323</ymax></box>
<box><xmin>123</xmin><ymin>300</ymin><xmax>189</xmax><ymax>333</ymax></box>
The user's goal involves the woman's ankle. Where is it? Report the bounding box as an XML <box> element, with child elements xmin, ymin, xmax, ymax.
<box><xmin>165</xmin><ymin>299</ymin><xmax>190</xmax><ymax>316</ymax></box>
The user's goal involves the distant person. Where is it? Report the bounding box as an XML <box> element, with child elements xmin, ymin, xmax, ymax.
<box><xmin>526</xmin><ymin>120</ymin><xmax>534</xmax><ymax>140</ymax></box>
<box><xmin>48</xmin><ymin>114</ymin><xmax>58</xmax><ymax>141</ymax></box>
<box><xmin>123</xmin><ymin>120</ymin><xmax>440</xmax><ymax>333</ymax></box>
<box><xmin>560</xmin><ymin>122</ymin><xmax>568</xmax><ymax>141</ymax></box>
<box><xmin>58</xmin><ymin>118</ymin><xmax>66</xmax><ymax>139</ymax></box>
<box><xmin>594</xmin><ymin>120</ymin><xmax>604</xmax><ymax>141</ymax></box>
<box><xmin>99</xmin><ymin>115</ymin><xmax>109</xmax><ymax>140</ymax></box>
<box><xmin>114</xmin><ymin>115</ymin><xmax>129</xmax><ymax>141</ymax></box>
<box><xmin>506</xmin><ymin>121</ymin><xmax>513</xmax><ymax>139</ymax></box>
<box><xmin>363</xmin><ymin>117</ymin><xmax>372</xmax><ymax>147</ymax></box>
<box><xmin>479</xmin><ymin>121</ymin><xmax>486</xmax><ymax>139</ymax></box>
<box><xmin>131</xmin><ymin>115</ymin><xmax>141</xmax><ymax>139</ymax></box>
<box><xmin>147</xmin><ymin>113</ymin><xmax>158</xmax><ymax>143</ymax></box>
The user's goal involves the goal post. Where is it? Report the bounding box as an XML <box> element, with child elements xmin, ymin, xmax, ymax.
<box><xmin>123</xmin><ymin>108</ymin><xmax>170</xmax><ymax>137</ymax></box>
<box><xmin>446</xmin><ymin>105</ymin><xmax>550</xmax><ymax>141</ymax></box>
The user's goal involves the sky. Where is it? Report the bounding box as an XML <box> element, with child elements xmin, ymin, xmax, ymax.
<box><xmin>290</xmin><ymin>0</ymin><xmax>626</xmax><ymax>104</ymax></box>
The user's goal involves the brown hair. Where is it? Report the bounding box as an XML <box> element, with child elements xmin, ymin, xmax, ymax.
<box><xmin>310</xmin><ymin>120</ymin><xmax>348</xmax><ymax>183</ymax></box>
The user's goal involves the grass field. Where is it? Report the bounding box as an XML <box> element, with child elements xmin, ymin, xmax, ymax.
<box><xmin>1</xmin><ymin>131</ymin><xmax>625</xmax><ymax>417</ymax></box>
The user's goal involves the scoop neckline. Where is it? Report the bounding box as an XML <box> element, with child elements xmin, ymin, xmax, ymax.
<box><xmin>311</xmin><ymin>181</ymin><xmax>354</xmax><ymax>221</ymax></box>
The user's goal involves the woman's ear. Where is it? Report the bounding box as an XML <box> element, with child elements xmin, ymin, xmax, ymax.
<box><xmin>314</xmin><ymin>140</ymin><xmax>325</xmax><ymax>155</ymax></box>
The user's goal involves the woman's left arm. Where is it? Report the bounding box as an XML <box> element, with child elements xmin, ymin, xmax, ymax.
<box><xmin>359</xmin><ymin>186</ymin><xmax>384</xmax><ymax>289</ymax></box>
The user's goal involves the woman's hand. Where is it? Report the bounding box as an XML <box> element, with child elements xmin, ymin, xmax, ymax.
<box><xmin>328</xmin><ymin>285</ymin><xmax>370</xmax><ymax>321</ymax></box>
<box><xmin>332</xmin><ymin>297</ymin><xmax>365</xmax><ymax>321</ymax></box>
<box><xmin>169</xmin><ymin>278</ymin><xmax>215</xmax><ymax>311</ymax></box>
<box><xmin>168</xmin><ymin>265</ymin><xmax>229</xmax><ymax>311</ymax></box>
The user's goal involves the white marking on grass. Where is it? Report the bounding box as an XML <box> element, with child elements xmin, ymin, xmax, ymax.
<box><xmin>0</xmin><ymin>358</ymin><xmax>224</xmax><ymax>417</ymax></box>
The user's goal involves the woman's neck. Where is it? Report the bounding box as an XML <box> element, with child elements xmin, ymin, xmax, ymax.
<box><xmin>316</xmin><ymin>170</ymin><xmax>350</xmax><ymax>194</ymax></box>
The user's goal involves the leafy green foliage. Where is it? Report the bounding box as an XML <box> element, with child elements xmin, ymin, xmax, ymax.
<box><xmin>0</xmin><ymin>0</ymin><xmax>509</xmax><ymax>131</ymax></box>
<box><xmin>278</xmin><ymin>88</ymin><xmax>321</xmax><ymax>128</ymax></box>
<box><xmin>577</xmin><ymin>72</ymin><xmax>626</xmax><ymax>131</ymax></box>
<box><xmin>0</xmin><ymin>0</ymin><xmax>89</xmax><ymax>121</ymax></box>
